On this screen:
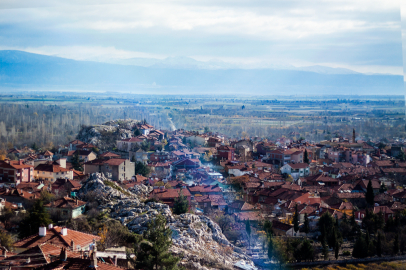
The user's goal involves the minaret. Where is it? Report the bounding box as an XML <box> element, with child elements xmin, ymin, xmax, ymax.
<box><xmin>353</xmin><ymin>129</ymin><xmax>356</xmax><ymax>143</ymax></box>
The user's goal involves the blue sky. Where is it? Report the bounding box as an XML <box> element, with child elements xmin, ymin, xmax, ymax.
<box><xmin>0</xmin><ymin>0</ymin><xmax>403</xmax><ymax>75</ymax></box>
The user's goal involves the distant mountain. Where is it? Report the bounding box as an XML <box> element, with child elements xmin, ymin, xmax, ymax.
<box><xmin>0</xmin><ymin>50</ymin><xmax>403</xmax><ymax>95</ymax></box>
<box><xmin>102</xmin><ymin>56</ymin><xmax>359</xmax><ymax>74</ymax></box>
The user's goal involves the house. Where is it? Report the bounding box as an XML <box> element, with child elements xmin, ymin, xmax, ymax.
<box><xmin>207</xmin><ymin>137</ymin><xmax>223</xmax><ymax>148</ymax></box>
<box><xmin>0</xmin><ymin>188</ymin><xmax>38</xmax><ymax>208</ymax></box>
<box><xmin>44</xmin><ymin>197</ymin><xmax>86</xmax><ymax>220</ymax></box>
<box><xmin>149</xmin><ymin>187</ymin><xmax>191</xmax><ymax>207</ymax></box>
<box><xmin>188</xmin><ymin>184</ymin><xmax>222</xmax><ymax>196</ymax></box>
<box><xmin>216</xmin><ymin>145</ymin><xmax>235</xmax><ymax>161</ymax></box>
<box><xmin>51</xmin><ymin>178</ymin><xmax>82</xmax><ymax>196</ymax></box>
<box><xmin>149</xmin><ymin>162</ymin><xmax>171</xmax><ymax>178</ymax></box>
<box><xmin>34</xmin><ymin>246</ymin><xmax>125</xmax><ymax>270</ymax></box>
<box><xmin>99</xmin><ymin>152</ymin><xmax>121</xmax><ymax>159</ymax></box>
<box><xmin>129</xmin><ymin>148</ymin><xmax>149</xmax><ymax>164</ymax></box>
<box><xmin>185</xmin><ymin>135</ymin><xmax>207</xmax><ymax>146</ymax></box>
<box><xmin>34</xmin><ymin>161</ymin><xmax>74</xmax><ymax>182</ymax></box>
<box><xmin>0</xmin><ymin>160</ymin><xmax>34</xmax><ymax>184</ymax></box>
<box><xmin>135</xmin><ymin>123</ymin><xmax>155</xmax><ymax>135</ymax></box>
<box><xmin>194</xmin><ymin>194</ymin><xmax>227</xmax><ymax>212</ymax></box>
<box><xmin>65</xmin><ymin>150</ymin><xmax>97</xmax><ymax>162</ymax></box>
<box><xmin>280</xmin><ymin>163</ymin><xmax>310</xmax><ymax>180</ymax></box>
<box><xmin>150</xmin><ymin>151</ymin><xmax>172</xmax><ymax>163</ymax></box>
<box><xmin>67</xmin><ymin>140</ymin><xmax>86</xmax><ymax>151</ymax></box>
<box><xmin>172</xmin><ymin>158</ymin><xmax>201</xmax><ymax>170</ymax></box>
<box><xmin>84</xmin><ymin>159</ymin><xmax>135</xmax><ymax>182</ymax></box>
<box><xmin>272</xmin><ymin>220</ymin><xmax>294</xmax><ymax>236</ymax></box>
<box><xmin>116</xmin><ymin>137</ymin><xmax>143</xmax><ymax>152</ymax></box>
<box><xmin>14</xmin><ymin>225</ymin><xmax>100</xmax><ymax>253</ymax></box>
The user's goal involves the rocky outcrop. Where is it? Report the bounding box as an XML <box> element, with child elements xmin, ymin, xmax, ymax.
<box><xmin>78</xmin><ymin>173</ymin><xmax>255</xmax><ymax>270</ymax></box>
<box><xmin>76</xmin><ymin>119</ymin><xmax>138</xmax><ymax>148</ymax></box>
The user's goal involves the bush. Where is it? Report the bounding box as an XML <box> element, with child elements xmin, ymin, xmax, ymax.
<box><xmin>343</xmin><ymin>250</ymin><xmax>351</xmax><ymax>256</ymax></box>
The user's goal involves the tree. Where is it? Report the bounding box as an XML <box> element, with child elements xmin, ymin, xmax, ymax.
<box><xmin>216</xmin><ymin>215</ymin><xmax>234</xmax><ymax>233</ymax></box>
<box><xmin>379</xmin><ymin>182</ymin><xmax>387</xmax><ymax>193</ymax></box>
<box><xmin>246</xmin><ymin>219</ymin><xmax>251</xmax><ymax>250</ymax></box>
<box><xmin>19</xmin><ymin>200</ymin><xmax>52</xmax><ymax>238</ymax></box>
<box><xmin>173</xmin><ymin>189</ymin><xmax>189</xmax><ymax>215</ymax></box>
<box><xmin>397</xmin><ymin>151</ymin><xmax>406</xmax><ymax>162</ymax></box>
<box><xmin>263</xmin><ymin>220</ymin><xmax>273</xmax><ymax>238</ymax></box>
<box><xmin>365</xmin><ymin>180</ymin><xmax>375</xmax><ymax>206</ymax></box>
<box><xmin>133</xmin><ymin>128</ymin><xmax>141</xmax><ymax>136</ymax></box>
<box><xmin>394</xmin><ymin>233</ymin><xmax>399</xmax><ymax>255</ymax></box>
<box><xmin>141</xmin><ymin>141</ymin><xmax>150</xmax><ymax>152</ymax></box>
<box><xmin>71</xmin><ymin>151</ymin><xmax>83</xmax><ymax>171</ymax></box>
<box><xmin>377</xmin><ymin>232</ymin><xmax>382</xmax><ymax>257</ymax></box>
<box><xmin>267</xmin><ymin>238</ymin><xmax>273</xmax><ymax>261</ymax></box>
<box><xmin>134</xmin><ymin>161</ymin><xmax>150</xmax><ymax>177</ymax></box>
<box><xmin>322</xmin><ymin>235</ymin><xmax>328</xmax><ymax>260</ymax></box>
<box><xmin>352</xmin><ymin>233</ymin><xmax>368</xmax><ymax>258</ymax></box>
<box><xmin>129</xmin><ymin>215</ymin><xmax>181</xmax><ymax>270</ymax></box>
<box><xmin>304</xmin><ymin>149</ymin><xmax>309</xmax><ymax>164</ymax></box>
<box><xmin>299</xmin><ymin>239</ymin><xmax>314</xmax><ymax>262</ymax></box>
<box><xmin>0</xmin><ymin>230</ymin><xmax>14</xmax><ymax>251</ymax></box>
<box><xmin>335</xmin><ymin>241</ymin><xmax>339</xmax><ymax>260</ymax></box>
<box><xmin>303</xmin><ymin>213</ymin><xmax>309</xmax><ymax>235</ymax></box>
<box><xmin>293</xmin><ymin>204</ymin><xmax>299</xmax><ymax>235</ymax></box>
<box><xmin>204</xmin><ymin>126</ymin><xmax>210</xmax><ymax>133</ymax></box>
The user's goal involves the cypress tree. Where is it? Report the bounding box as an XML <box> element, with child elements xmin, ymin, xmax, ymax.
<box><xmin>377</xmin><ymin>232</ymin><xmax>382</xmax><ymax>257</ymax></box>
<box><xmin>365</xmin><ymin>180</ymin><xmax>375</xmax><ymax>206</ymax></box>
<box><xmin>394</xmin><ymin>233</ymin><xmax>399</xmax><ymax>255</ymax></box>
<box><xmin>304</xmin><ymin>149</ymin><xmax>309</xmax><ymax>164</ymax></box>
<box><xmin>293</xmin><ymin>204</ymin><xmax>299</xmax><ymax>234</ymax></box>
<box><xmin>304</xmin><ymin>213</ymin><xmax>309</xmax><ymax>235</ymax></box>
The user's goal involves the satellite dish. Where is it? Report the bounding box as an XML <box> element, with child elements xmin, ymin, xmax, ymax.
<box><xmin>76</xmin><ymin>245</ymin><xmax>81</xmax><ymax>251</ymax></box>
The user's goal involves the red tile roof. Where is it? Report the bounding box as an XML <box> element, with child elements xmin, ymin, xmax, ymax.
<box><xmin>44</xmin><ymin>197</ymin><xmax>86</xmax><ymax>209</ymax></box>
<box><xmin>14</xmin><ymin>226</ymin><xmax>100</xmax><ymax>249</ymax></box>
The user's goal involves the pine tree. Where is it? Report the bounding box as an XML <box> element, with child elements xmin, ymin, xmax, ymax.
<box><xmin>131</xmin><ymin>215</ymin><xmax>181</xmax><ymax>270</ymax></box>
<box><xmin>173</xmin><ymin>189</ymin><xmax>189</xmax><ymax>215</ymax></box>
<box><xmin>304</xmin><ymin>213</ymin><xmax>309</xmax><ymax>234</ymax></box>
<box><xmin>365</xmin><ymin>180</ymin><xmax>375</xmax><ymax>206</ymax></box>
<box><xmin>293</xmin><ymin>204</ymin><xmax>299</xmax><ymax>234</ymax></box>
<box><xmin>134</xmin><ymin>161</ymin><xmax>150</xmax><ymax>177</ymax></box>
<box><xmin>19</xmin><ymin>200</ymin><xmax>52</xmax><ymax>238</ymax></box>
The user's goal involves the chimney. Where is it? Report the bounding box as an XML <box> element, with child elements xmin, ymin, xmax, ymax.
<box><xmin>39</xmin><ymin>226</ymin><xmax>47</xmax><ymax>237</ymax></box>
<box><xmin>59</xmin><ymin>247</ymin><xmax>67</xmax><ymax>261</ymax></box>
<box><xmin>113</xmin><ymin>255</ymin><xmax>117</xmax><ymax>266</ymax></box>
<box><xmin>48</xmin><ymin>224</ymin><xmax>53</xmax><ymax>229</ymax></box>
<box><xmin>2</xmin><ymin>249</ymin><xmax>6</xmax><ymax>259</ymax></box>
<box><xmin>61</xmin><ymin>227</ymin><xmax>68</xmax><ymax>236</ymax></box>
<box><xmin>71</xmin><ymin>240</ymin><xmax>74</xmax><ymax>251</ymax></box>
<box><xmin>19</xmin><ymin>160</ymin><xmax>23</xmax><ymax>165</ymax></box>
<box><xmin>90</xmin><ymin>249</ymin><xmax>98</xmax><ymax>268</ymax></box>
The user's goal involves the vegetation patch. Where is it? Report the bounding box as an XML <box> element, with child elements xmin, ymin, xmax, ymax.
<box><xmin>104</xmin><ymin>180</ymin><xmax>132</xmax><ymax>196</ymax></box>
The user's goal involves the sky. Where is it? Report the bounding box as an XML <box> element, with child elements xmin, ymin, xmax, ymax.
<box><xmin>0</xmin><ymin>0</ymin><xmax>404</xmax><ymax>75</ymax></box>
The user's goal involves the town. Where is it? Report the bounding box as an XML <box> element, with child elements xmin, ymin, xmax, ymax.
<box><xmin>0</xmin><ymin>117</ymin><xmax>405</xmax><ymax>270</ymax></box>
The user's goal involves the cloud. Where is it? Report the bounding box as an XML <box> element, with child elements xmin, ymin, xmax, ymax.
<box><xmin>0</xmin><ymin>0</ymin><xmax>402</xmax><ymax>75</ymax></box>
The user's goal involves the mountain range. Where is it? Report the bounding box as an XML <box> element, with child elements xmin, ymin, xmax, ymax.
<box><xmin>0</xmin><ymin>50</ymin><xmax>403</xmax><ymax>95</ymax></box>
